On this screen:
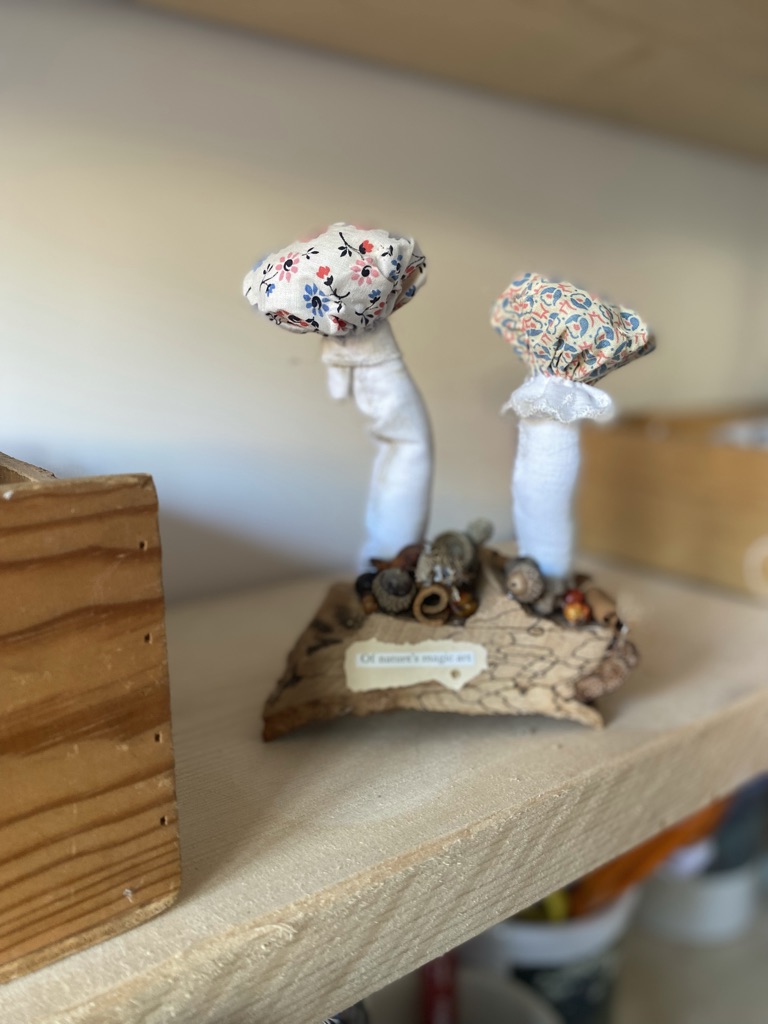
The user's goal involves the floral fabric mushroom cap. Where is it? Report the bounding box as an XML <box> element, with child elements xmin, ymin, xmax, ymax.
<box><xmin>491</xmin><ymin>272</ymin><xmax>654</xmax><ymax>384</ymax></box>
<box><xmin>243</xmin><ymin>223</ymin><xmax>427</xmax><ymax>337</ymax></box>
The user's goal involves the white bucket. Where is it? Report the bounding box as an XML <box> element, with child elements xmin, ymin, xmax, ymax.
<box><xmin>458</xmin><ymin>890</ymin><xmax>639</xmax><ymax>1024</ymax></box>
<box><xmin>638</xmin><ymin>864</ymin><xmax>759</xmax><ymax>944</ymax></box>
<box><xmin>366</xmin><ymin>966</ymin><xmax>563</xmax><ymax>1024</ymax></box>
<box><xmin>459</xmin><ymin>889</ymin><xmax>639</xmax><ymax>971</ymax></box>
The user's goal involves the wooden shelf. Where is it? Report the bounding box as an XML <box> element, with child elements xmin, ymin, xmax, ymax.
<box><xmin>3</xmin><ymin>564</ymin><xmax>768</xmax><ymax>1023</ymax></box>
<box><xmin>140</xmin><ymin>0</ymin><xmax>768</xmax><ymax>160</ymax></box>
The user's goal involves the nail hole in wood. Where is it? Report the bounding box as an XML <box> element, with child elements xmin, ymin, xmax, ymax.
<box><xmin>154</xmin><ymin>732</ymin><xmax>162</xmax><ymax>743</ymax></box>
<box><xmin>138</xmin><ymin>540</ymin><xmax>148</xmax><ymax>550</ymax></box>
<box><xmin>160</xmin><ymin>816</ymin><xmax>169</xmax><ymax>826</ymax></box>
<box><xmin>144</xmin><ymin>633</ymin><xmax>153</xmax><ymax>644</ymax></box>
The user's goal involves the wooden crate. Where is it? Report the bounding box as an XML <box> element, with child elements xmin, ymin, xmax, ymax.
<box><xmin>0</xmin><ymin>453</ymin><xmax>180</xmax><ymax>982</ymax></box>
<box><xmin>578</xmin><ymin>411</ymin><xmax>768</xmax><ymax>597</ymax></box>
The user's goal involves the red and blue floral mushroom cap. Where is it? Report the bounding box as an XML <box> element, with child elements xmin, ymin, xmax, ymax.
<box><xmin>491</xmin><ymin>273</ymin><xmax>654</xmax><ymax>384</ymax></box>
<box><xmin>243</xmin><ymin>223</ymin><xmax>427</xmax><ymax>337</ymax></box>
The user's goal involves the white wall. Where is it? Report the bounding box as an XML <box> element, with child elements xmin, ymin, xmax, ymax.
<box><xmin>2</xmin><ymin>0</ymin><xmax>767</xmax><ymax>601</ymax></box>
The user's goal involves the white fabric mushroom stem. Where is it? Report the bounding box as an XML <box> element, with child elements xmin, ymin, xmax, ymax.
<box><xmin>323</xmin><ymin>321</ymin><xmax>432</xmax><ymax>570</ymax></box>
<box><xmin>493</xmin><ymin>273</ymin><xmax>655</xmax><ymax>581</ymax></box>
<box><xmin>505</xmin><ymin>376</ymin><xmax>613</xmax><ymax>579</ymax></box>
<box><xmin>244</xmin><ymin>223</ymin><xmax>432</xmax><ymax>571</ymax></box>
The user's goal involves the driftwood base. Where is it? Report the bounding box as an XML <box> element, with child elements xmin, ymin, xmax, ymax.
<box><xmin>263</xmin><ymin>559</ymin><xmax>637</xmax><ymax>741</ymax></box>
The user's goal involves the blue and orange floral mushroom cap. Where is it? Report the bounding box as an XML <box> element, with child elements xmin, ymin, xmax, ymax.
<box><xmin>491</xmin><ymin>273</ymin><xmax>654</xmax><ymax>384</ymax></box>
<box><xmin>243</xmin><ymin>223</ymin><xmax>427</xmax><ymax>337</ymax></box>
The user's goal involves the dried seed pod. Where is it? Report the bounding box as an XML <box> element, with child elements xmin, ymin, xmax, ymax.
<box><xmin>584</xmin><ymin>586</ymin><xmax>619</xmax><ymax>629</ymax></box>
<box><xmin>505</xmin><ymin>557</ymin><xmax>545</xmax><ymax>604</ymax></box>
<box><xmin>414</xmin><ymin>547</ymin><xmax>436</xmax><ymax>586</ymax></box>
<box><xmin>354</xmin><ymin>572</ymin><xmax>377</xmax><ymax>597</ymax></box>
<box><xmin>412</xmin><ymin>584</ymin><xmax>451</xmax><ymax>625</ymax></box>
<box><xmin>414</xmin><ymin>547</ymin><xmax>466</xmax><ymax>587</ymax></box>
<box><xmin>432</xmin><ymin>531</ymin><xmax>476</xmax><ymax>570</ymax></box>
<box><xmin>531</xmin><ymin>590</ymin><xmax>558</xmax><ymax>616</ymax></box>
<box><xmin>392</xmin><ymin>543</ymin><xmax>423</xmax><ymax>571</ymax></box>
<box><xmin>575</xmin><ymin>638</ymin><xmax>639</xmax><ymax>701</ymax></box>
<box><xmin>562</xmin><ymin>588</ymin><xmax>592</xmax><ymax>626</ymax></box>
<box><xmin>465</xmin><ymin>517</ymin><xmax>494</xmax><ymax>547</ymax></box>
<box><xmin>450</xmin><ymin>589</ymin><xmax>479</xmax><ymax>619</ymax></box>
<box><xmin>371</xmin><ymin>567</ymin><xmax>416</xmax><ymax>614</ymax></box>
<box><xmin>370</xmin><ymin>543</ymin><xmax>423</xmax><ymax>572</ymax></box>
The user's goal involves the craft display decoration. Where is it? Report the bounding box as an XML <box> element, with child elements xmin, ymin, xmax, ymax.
<box><xmin>355</xmin><ymin>518</ymin><xmax>493</xmax><ymax>627</ymax></box>
<box><xmin>248</xmin><ymin>241</ymin><xmax>655</xmax><ymax>739</ymax></box>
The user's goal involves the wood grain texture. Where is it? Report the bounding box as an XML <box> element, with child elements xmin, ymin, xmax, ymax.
<box><xmin>264</xmin><ymin>558</ymin><xmax>636</xmax><ymax>739</ymax></box>
<box><xmin>0</xmin><ymin>455</ymin><xmax>180</xmax><ymax>982</ymax></box>
<box><xmin>138</xmin><ymin>0</ymin><xmax>768</xmax><ymax>159</ymax></box>
<box><xmin>578</xmin><ymin>412</ymin><xmax>768</xmax><ymax>597</ymax></box>
<box><xmin>0</xmin><ymin>452</ymin><xmax>55</xmax><ymax>485</ymax></box>
<box><xmin>2</xmin><ymin>563</ymin><xmax>767</xmax><ymax>1023</ymax></box>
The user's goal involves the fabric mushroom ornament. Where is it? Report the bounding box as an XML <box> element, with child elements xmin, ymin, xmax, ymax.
<box><xmin>243</xmin><ymin>223</ymin><xmax>431</xmax><ymax>571</ymax></box>
<box><xmin>491</xmin><ymin>272</ymin><xmax>654</xmax><ymax>585</ymax></box>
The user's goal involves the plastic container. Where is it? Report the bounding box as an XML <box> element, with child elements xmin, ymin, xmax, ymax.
<box><xmin>459</xmin><ymin>890</ymin><xmax>639</xmax><ymax>1024</ymax></box>
<box><xmin>366</xmin><ymin>966</ymin><xmax>563</xmax><ymax>1024</ymax></box>
<box><xmin>638</xmin><ymin>863</ymin><xmax>760</xmax><ymax>944</ymax></box>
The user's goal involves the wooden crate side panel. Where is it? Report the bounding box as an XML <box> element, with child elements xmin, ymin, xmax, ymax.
<box><xmin>0</xmin><ymin>475</ymin><xmax>180</xmax><ymax>983</ymax></box>
<box><xmin>0</xmin><ymin>476</ymin><xmax>163</xmax><ymax>636</ymax></box>
<box><xmin>0</xmin><ymin>473</ymin><xmax>159</xmax><ymax>529</ymax></box>
<box><xmin>2</xmin><ymin>601</ymin><xmax>169</xmax><ymax>751</ymax></box>
<box><xmin>578</xmin><ymin>427</ymin><xmax>768</xmax><ymax>593</ymax></box>
<box><xmin>0</xmin><ymin>452</ymin><xmax>55</xmax><ymax>486</ymax></box>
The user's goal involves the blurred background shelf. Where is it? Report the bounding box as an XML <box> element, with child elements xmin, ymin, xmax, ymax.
<box><xmin>2</xmin><ymin>563</ymin><xmax>767</xmax><ymax>1023</ymax></box>
<box><xmin>140</xmin><ymin>0</ymin><xmax>768</xmax><ymax>160</ymax></box>
<box><xmin>617</xmin><ymin>889</ymin><xmax>768</xmax><ymax>1024</ymax></box>
<box><xmin>579</xmin><ymin>408</ymin><xmax>768</xmax><ymax>598</ymax></box>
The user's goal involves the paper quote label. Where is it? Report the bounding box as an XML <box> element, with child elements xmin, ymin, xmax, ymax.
<box><xmin>344</xmin><ymin>639</ymin><xmax>488</xmax><ymax>693</ymax></box>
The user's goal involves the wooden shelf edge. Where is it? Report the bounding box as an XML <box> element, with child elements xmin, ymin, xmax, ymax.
<box><xmin>4</xmin><ymin>568</ymin><xmax>767</xmax><ymax>1023</ymax></box>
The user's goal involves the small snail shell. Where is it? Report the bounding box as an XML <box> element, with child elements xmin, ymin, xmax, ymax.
<box><xmin>505</xmin><ymin>557</ymin><xmax>545</xmax><ymax>603</ymax></box>
<box><xmin>412</xmin><ymin>584</ymin><xmax>451</xmax><ymax>625</ymax></box>
<box><xmin>371</xmin><ymin>567</ymin><xmax>416</xmax><ymax>614</ymax></box>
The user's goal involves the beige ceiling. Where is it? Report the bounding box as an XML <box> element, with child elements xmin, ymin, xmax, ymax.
<box><xmin>139</xmin><ymin>0</ymin><xmax>768</xmax><ymax>160</ymax></box>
